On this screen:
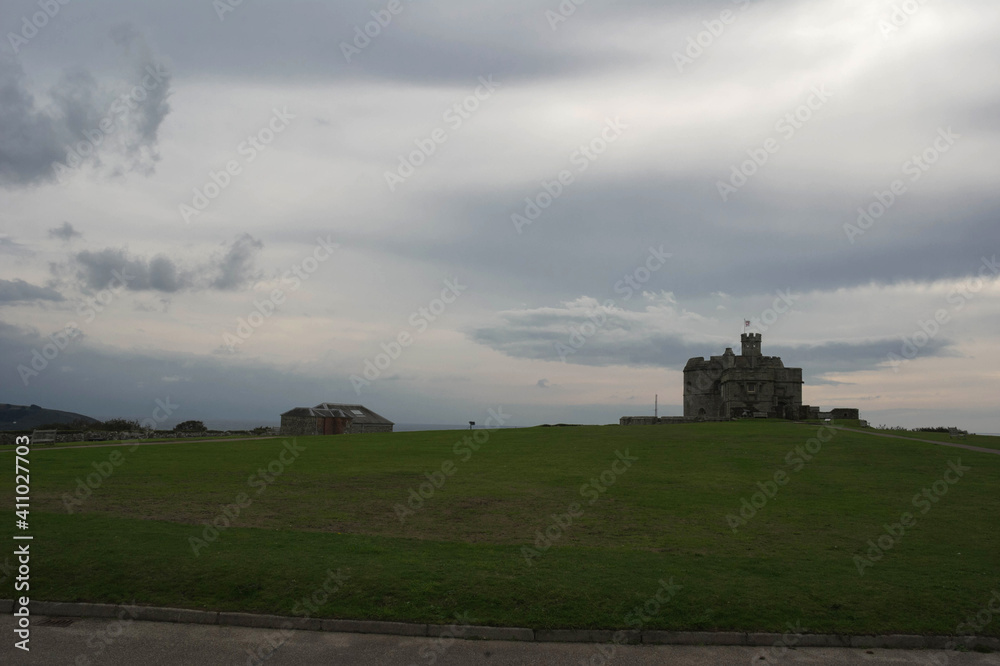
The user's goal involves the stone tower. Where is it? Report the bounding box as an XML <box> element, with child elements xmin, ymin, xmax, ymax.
<box><xmin>741</xmin><ymin>333</ymin><xmax>762</xmax><ymax>357</ymax></box>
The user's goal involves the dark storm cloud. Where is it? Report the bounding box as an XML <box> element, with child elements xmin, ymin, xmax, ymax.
<box><xmin>0</xmin><ymin>279</ymin><xmax>64</xmax><ymax>303</ymax></box>
<box><xmin>210</xmin><ymin>233</ymin><xmax>264</xmax><ymax>290</ymax></box>
<box><xmin>69</xmin><ymin>234</ymin><xmax>262</xmax><ymax>293</ymax></box>
<box><xmin>0</xmin><ymin>236</ymin><xmax>32</xmax><ymax>256</ymax></box>
<box><xmin>470</xmin><ymin>303</ymin><xmax>958</xmax><ymax>379</ymax></box>
<box><xmin>10</xmin><ymin>0</ymin><xmax>706</xmax><ymax>85</ymax></box>
<box><xmin>0</xmin><ymin>320</ymin><xmax>487</xmax><ymax>426</ymax></box>
<box><xmin>0</xmin><ymin>320</ymin><xmax>326</xmax><ymax>421</ymax></box>
<box><xmin>47</xmin><ymin>222</ymin><xmax>83</xmax><ymax>241</ymax></box>
<box><xmin>318</xmin><ymin>170</ymin><xmax>1000</xmax><ymax>304</ymax></box>
<box><xmin>0</xmin><ymin>53</ymin><xmax>66</xmax><ymax>187</ymax></box>
<box><xmin>0</xmin><ymin>25</ymin><xmax>171</xmax><ymax>188</ymax></box>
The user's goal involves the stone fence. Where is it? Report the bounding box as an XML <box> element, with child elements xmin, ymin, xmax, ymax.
<box><xmin>619</xmin><ymin>416</ymin><xmax>733</xmax><ymax>426</ymax></box>
<box><xmin>0</xmin><ymin>429</ymin><xmax>277</xmax><ymax>446</ymax></box>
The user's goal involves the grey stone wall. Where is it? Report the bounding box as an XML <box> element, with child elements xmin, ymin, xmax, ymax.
<box><xmin>347</xmin><ymin>424</ymin><xmax>393</xmax><ymax>434</ymax></box>
<box><xmin>279</xmin><ymin>416</ymin><xmax>393</xmax><ymax>436</ymax></box>
<box><xmin>280</xmin><ymin>415</ymin><xmax>320</xmax><ymax>437</ymax></box>
<box><xmin>0</xmin><ymin>430</ymin><xmax>257</xmax><ymax>446</ymax></box>
<box><xmin>683</xmin><ymin>356</ymin><xmax>729</xmax><ymax>418</ymax></box>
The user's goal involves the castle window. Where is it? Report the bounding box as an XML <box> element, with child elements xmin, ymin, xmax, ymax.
<box><xmin>746</xmin><ymin>383</ymin><xmax>757</xmax><ymax>393</ymax></box>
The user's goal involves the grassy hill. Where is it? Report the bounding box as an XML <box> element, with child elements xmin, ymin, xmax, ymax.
<box><xmin>3</xmin><ymin>421</ymin><xmax>998</xmax><ymax>635</ymax></box>
<box><xmin>0</xmin><ymin>403</ymin><xmax>99</xmax><ymax>431</ymax></box>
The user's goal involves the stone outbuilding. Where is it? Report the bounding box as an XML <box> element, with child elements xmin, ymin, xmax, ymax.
<box><xmin>280</xmin><ymin>403</ymin><xmax>394</xmax><ymax>436</ymax></box>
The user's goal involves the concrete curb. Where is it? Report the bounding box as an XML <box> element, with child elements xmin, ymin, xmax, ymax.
<box><xmin>427</xmin><ymin>624</ymin><xmax>534</xmax><ymax>641</ymax></box>
<box><xmin>7</xmin><ymin>600</ymin><xmax>999</xmax><ymax>650</ymax></box>
<box><xmin>133</xmin><ymin>606</ymin><xmax>219</xmax><ymax>625</ymax></box>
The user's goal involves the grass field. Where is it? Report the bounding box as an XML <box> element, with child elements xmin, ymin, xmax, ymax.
<box><xmin>3</xmin><ymin>421</ymin><xmax>999</xmax><ymax>635</ymax></box>
<box><xmin>864</xmin><ymin>428</ymin><xmax>1000</xmax><ymax>451</ymax></box>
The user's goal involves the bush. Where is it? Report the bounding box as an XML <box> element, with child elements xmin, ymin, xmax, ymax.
<box><xmin>101</xmin><ymin>418</ymin><xmax>143</xmax><ymax>432</ymax></box>
<box><xmin>174</xmin><ymin>420</ymin><xmax>208</xmax><ymax>433</ymax></box>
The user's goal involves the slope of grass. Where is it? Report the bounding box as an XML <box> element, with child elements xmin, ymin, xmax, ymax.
<box><xmin>3</xmin><ymin>422</ymin><xmax>998</xmax><ymax>634</ymax></box>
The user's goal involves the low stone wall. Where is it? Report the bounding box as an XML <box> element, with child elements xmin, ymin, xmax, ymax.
<box><xmin>348</xmin><ymin>424</ymin><xmax>393</xmax><ymax>434</ymax></box>
<box><xmin>619</xmin><ymin>416</ymin><xmax>732</xmax><ymax>426</ymax></box>
<box><xmin>0</xmin><ymin>430</ymin><xmax>272</xmax><ymax>446</ymax></box>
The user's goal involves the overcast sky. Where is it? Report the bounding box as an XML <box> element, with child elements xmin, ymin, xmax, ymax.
<box><xmin>1</xmin><ymin>0</ymin><xmax>998</xmax><ymax>431</ymax></box>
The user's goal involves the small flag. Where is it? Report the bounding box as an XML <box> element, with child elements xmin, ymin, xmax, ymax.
<box><xmin>744</xmin><ymin>319</ymin><xmax>751</xmax><ymax>327</ymax></box>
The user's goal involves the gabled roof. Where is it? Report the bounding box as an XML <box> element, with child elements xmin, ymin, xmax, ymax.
<box><xmin>280</xmin><ymin>404</ymin><xmax>393</xmax><ymax>425</ymax></box>
<box><xmin>314</xmin><ymin>403</ymin><xmax>393</xmax><ymax>425</ymax></box>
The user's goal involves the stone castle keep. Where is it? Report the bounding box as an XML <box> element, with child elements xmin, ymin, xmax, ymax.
<box><xmin>684</xmin><ymin>333</ymin><xmax>803</xmax><ymax>419</ymax></box>
<box><xmin>621</xmin><ymin>333</ymin><xmax>860</xmax><ymax>425</ymax></box>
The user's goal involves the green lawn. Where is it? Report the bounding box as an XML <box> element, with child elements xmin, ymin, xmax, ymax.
<box><xmin>863</xmin><ymin>428</ymin><xmax>1000</xmax><ymax>451</ymax></box>
<box><xmin>3</xmin><ymin>421</ymin><xmax>998</xmax><ymax>635</ymax></box>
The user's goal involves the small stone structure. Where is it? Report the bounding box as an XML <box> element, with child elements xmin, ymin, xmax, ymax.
<box><xmin>280</xmin><ymin>403</ymin><xmax>394</xmax><ymax>436</ymax></box>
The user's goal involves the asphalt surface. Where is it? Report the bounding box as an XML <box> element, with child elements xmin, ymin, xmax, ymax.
<box><xmin>2</xmin><ymin>616</ymin><xmax>999</xmax><ymax>666</ymax></box>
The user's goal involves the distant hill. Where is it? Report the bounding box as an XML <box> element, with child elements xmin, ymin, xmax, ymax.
<box><xmin>0</xmin><ymin>404</ymin><xmax>100</xmax><ymax>431</ymax></box>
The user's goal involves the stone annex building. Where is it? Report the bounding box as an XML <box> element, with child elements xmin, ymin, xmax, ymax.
<box><xmin>280</xmin><ymin>403</ymin><xmax>394</xmax><ymax>436</ymax></box>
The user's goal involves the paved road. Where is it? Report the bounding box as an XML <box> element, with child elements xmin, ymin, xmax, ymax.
<box><xmin>2</xmin><ymin>616</ymin><xmax>998</xmax><ymax>666</ymax></box>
